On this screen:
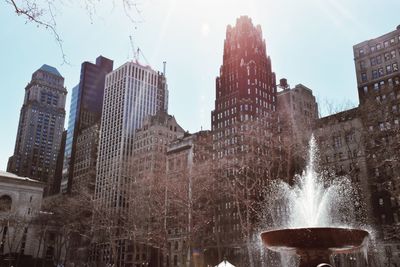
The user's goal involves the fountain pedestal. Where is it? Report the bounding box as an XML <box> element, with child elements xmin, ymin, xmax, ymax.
<box><xmin>261</xmin><ymin>227</ymin><xmax>369</xmax><ymax>267</ymax></box>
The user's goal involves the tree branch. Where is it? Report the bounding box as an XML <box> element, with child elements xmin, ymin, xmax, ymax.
<box><xmin>6</xmin><ymin>0</ymin><xmax>68</xmax><ymax>64</ymax></box>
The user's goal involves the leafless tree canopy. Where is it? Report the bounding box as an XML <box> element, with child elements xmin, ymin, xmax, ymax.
<box><xmin>6</xmin><ymin>0</ymin><xmax>143</xmax><ymax>63</ymax></box>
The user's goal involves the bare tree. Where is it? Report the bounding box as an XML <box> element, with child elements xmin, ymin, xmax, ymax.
<box><xmin>5</xmin><ymin>0</ymin><xmax>143</xmax><ymax>63</ymax></box>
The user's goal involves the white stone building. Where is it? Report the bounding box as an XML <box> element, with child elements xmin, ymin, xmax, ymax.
<box><xmin>92</xmin><ymin>61</ymin><xmax>168</xmax><ymax>266</ymax></box>
<box><xmin>0</xmin><ymin>170</ymin><xmax>44</xmax><ymax>260</ymax></box>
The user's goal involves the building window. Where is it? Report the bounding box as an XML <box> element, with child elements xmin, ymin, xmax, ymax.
<box><xmin>393</xmin><ymin>63</ymin><xmax>399</xmax><ymax>72</ymax></box>
<box><xmin>372</xmin><ymin>70</ymin><xmax>378</xmax><ymax>79</ymax></box>
<box><xmin>386</xmin><ymin>65</ymin><xmax>392</xmax><ymax>74</ymax></box>
<box><xmin>361</xmin><ymin>73</ymin><xmax>368</xmax><ymax>82</ymax></box>
<box><xmin>384</xmin><ymin>40</ymin><xmax>389</xmax><ymax>48</ymax></box>
<box><xmin>378</xmin><ymin>68</ymin><xmax>384</xmax><ymax>77</ymax></box>
<box><xmin>0</xmin><ymin>195</ymin><xmax>12</xmax><ymax>211</ymax></box>
<box><xmin>333</xmin><ymin>136</ymin><xmax>342</xmax><ymax>148</ymax></box>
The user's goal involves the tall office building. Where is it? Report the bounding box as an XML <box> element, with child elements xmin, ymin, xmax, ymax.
<box><xmin>7</xmin><ymin>65</ymin><xmax>67</xmax><ymax>195</ymax></box>
<box><xmin>353</xmin><ymin>26</ymin><xmax>400</xmax><ymax>263</ymax></box>
<box><xmin>211</xmin><ymin>16</ymin><xmax>276</xmax><ymax>159</ymax></box>
<box><xmin>60</xmin><ymin>56</ymin><xmax>113</xmax><ymax>193</ymax></box>
<box><xmin>92</xmin><ymin>61</ymin><xmax>168</xmax><ymax>265</ymax></box>
<box><xmin>61</xmin><ymin>84</ymin><xmax>79</xmax><ymax>193</ymax></box>
<box><xmin>209</xmin><ymin>16</ymin><xmax>277</xmax><ymax>265</ymax></box>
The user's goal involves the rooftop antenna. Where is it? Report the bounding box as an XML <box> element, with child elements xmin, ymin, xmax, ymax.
<box><xmin>163</xmin><ymin>61</ymin><xmax>167</xmax><ymax>75</ymax></box>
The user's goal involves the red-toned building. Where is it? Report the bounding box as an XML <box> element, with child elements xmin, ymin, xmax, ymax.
<box><xmin>209</xmin><ymin>16</ymin><xmax>277</xmax><ymax>266</ymax></box>
<box><xmin>211</xmin><ymin>16</ymin><xmax>276</xmax><ymax>159</ymax></box>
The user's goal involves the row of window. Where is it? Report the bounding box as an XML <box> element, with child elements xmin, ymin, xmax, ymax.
<box><xmin>362</xmin><ymin>76</ymin><xmax>400</xmax><ymax>94</ymax></box>
<box><xmin>358</xmin><ymin>35</ymin><xmax>400</xmax><ymax>56</ymax></box>
<box><xmin>365</xmin><ymin>50</ymin><xmax>398</xmax><ymax>67</ymax></box>
<box><xmin>361</xmin><ymin>62</ymin><xmax>399</xmax><ymax>82</ymax></box>
<box><xmin>105</xmin><ymin>63</ymin><xmax>159</xmax><ymax>89</ymax></box>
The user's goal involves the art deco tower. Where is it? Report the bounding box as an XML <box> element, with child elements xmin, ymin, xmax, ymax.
<box><xmin>211</xmin><ymin>16</ymin><xmax>277</xmax><ymax>159</ymax></box>
<box><xmin>8</xmin><ymin>65</ymin><xmax>67</xmax><ymax>195</ymax></box>
<box><xmin>208</xmin><ymin>16</ymin><xmax>277</xmax><ymax>265</ymax></box>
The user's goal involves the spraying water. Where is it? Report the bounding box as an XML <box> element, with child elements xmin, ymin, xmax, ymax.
<box><xmin>262</xmin><ymin>135</ymin><xmax>373</xmax><ymax>267</ymax></box>
<box><xmin>268</xmin><ymin>135</ymin><xmax>360</xmax><ymax>229</ymax></box>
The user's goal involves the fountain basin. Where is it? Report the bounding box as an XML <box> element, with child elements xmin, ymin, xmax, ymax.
<box><xmin>261</xmin><ymin>227</ymin><xmax>369</xmax><ymax>267</ymax></box>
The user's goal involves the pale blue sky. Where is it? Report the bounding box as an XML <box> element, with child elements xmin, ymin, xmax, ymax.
<box><xmin>1</xmin><ymin>0</ymin><xmax>399</xmax><ymax>170</ymax></box>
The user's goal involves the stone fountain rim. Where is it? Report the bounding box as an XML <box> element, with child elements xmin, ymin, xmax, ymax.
<box><xmin>260</xmin><ymin>227</ymin><xmax>370</xmax><ymax>254</ymax></box>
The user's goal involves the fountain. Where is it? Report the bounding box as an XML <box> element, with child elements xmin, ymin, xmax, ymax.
<box><xmin>261</xmin><ymin>136</ymin><xmax>370</xmax><ymax>267</ymax></box>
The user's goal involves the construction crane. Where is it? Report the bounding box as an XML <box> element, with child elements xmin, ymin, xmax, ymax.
<box><xmin>129</xmin><ymin>35</ymin><xmax>140</xmax><ymax>62</ymax></box>
<box><xmin>128</xmin><ymin>35</ymin><xmax>150</xmax><ymax>65</ymax></box>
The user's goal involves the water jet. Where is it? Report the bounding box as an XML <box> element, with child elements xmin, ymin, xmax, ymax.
<box><xmin>261</xmin><ymin>136</ymin><xmax>370</xmax><ymax>267</ymax></box>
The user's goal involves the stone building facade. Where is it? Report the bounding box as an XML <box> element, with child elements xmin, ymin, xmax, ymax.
<box><xmin>165</xmin><ymin>131</ymin><xmax>212</xmax><ymax>267</ymax></box>
<box><xmin>314</xmin><ymin>108</ymin><xmax>371</xmax><ymax>222</ymax></box>
<box><xmin>353</xmin><ymin>25</ymin><xmax>400</xmax><ymax>264</ymax></box>
<box><xmin>71</xmin><ymin>123</ymin><xmax>100</xmax><ymax>193</ymax></box>
<box><xmin>122</xmin><ymin>111</ymin><xmax>184</xmax><ymax>267</ymax></box>
<box><xmin>7</xmin><ymin>65</ymin><xmax>67</xmax><ymax>196</ymax></box>
<box><xmin>0</xmin><ymin>170</ymin><xmax>44</xmax><ymax>264</ymax></box>
<box><xmin>276</xmin><ymin>81</ymin><xmax>319</xmax><ymax>181</ymax></box>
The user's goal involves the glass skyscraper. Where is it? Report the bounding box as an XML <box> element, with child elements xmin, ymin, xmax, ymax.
<box><xmin>60</xmin><ymin>56</ymin><xmax>113</xmax><ymax>193</ymax></box>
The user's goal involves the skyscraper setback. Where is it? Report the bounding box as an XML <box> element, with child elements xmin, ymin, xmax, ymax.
<box><xmin>209</xmin><ymin>16</ymin><xmax>277</xmax><ymax>265</ymax></box>
<box><xmin>8</xmin><ymin>65</ymin><xmax>67</xmax><ymax>195</ymax></box>
<box><xmin>211</xmin><ymin>16</ymin><xmax>277</xmax><ymax>159</ymax></box>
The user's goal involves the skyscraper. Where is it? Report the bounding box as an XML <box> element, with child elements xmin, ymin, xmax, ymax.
<box><xmin>211</xmin><ymin>16</ymin><xmax>276</xmax><ymax>159</ymax></box>
<box><xmin>7</xmin><ymin>65</ymin><xmax>67</xmax><ymax>195</ymax></box>
<box><xmin>209</xmin><ymin>16</ymin><xmax>277</xmax><ymax>265</ymax></box>
<box><xmin>60</xmin><ymin>56</ymin><xmax>113</xmax><ymax>193</ymax></box>
<box><xmin>92</xmin><ymin>61</ymin><xmax>168</xmax><ymax>265</ymax></box>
